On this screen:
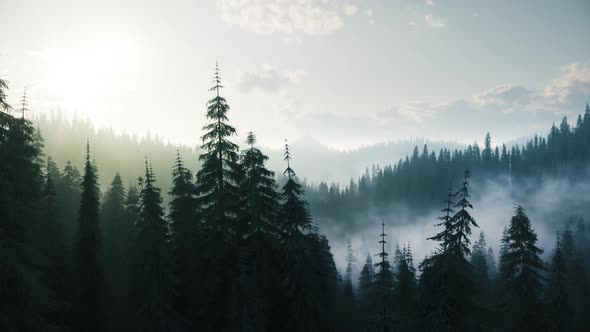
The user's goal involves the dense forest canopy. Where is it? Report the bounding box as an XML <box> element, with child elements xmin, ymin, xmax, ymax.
<box><xmin>1</xmin><ymin>71</ymin><xmax>590</xmax><ymax>332</ymax></box>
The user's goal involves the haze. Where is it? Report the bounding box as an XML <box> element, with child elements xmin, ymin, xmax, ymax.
<box><xmin>1</xmin><ymin>0</ymin><xmax>589</xmax><ymax>149</ymax></box>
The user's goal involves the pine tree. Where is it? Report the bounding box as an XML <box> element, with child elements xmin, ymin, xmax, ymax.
<box><xmin>280</xmin><ymin>140</ymin><xmax>312</xmax><ymax>235</ymax></box>
<box><xmin>76</xmin><ymin>140</ymin><xmax>103</xmax><ymax>332</ymax></box>
<box><xmin>195</xmin><ymin>63</ymin><xmax>241</xmax><ymax>240</ymax></box>
<box><xmin>448</xmin><ymin>170</ymin><xmax>478</xmax><ymax>256</ymax></box>
<box><xmin>271</xmin><ymin>142</ymin><xmax>339</xmax><ymax>331</ymax></box>
<box><xmin>359</xmin><ymin>253</ymin><xmax>375</xmax><ymax>304</ymax></box>
<box><xmin>60</xmin><ymin>160</ymin><xmax>82</xmax><ymax>249</ymax></box>
<box><xmin>498</xmin><ymin>206</ymin><xmax>545</xmax><ymax>331</ymax></box>
<box><xmin>0</xmin><ymin>77</ymin><xmax>12</xmax><ymax>112</ymax></box>
<box><xmin>561</xmin><ymin>226</ymin><xmax>589</xmax><ymax>331</ymax></box>
<box><xmin>0</xmin><ymin>108</ymin><xmax>61</xmax><ymax>330</ymax></box>
<box><xmin>239</xmin><ymin>132</ymin><xmax>279</xmax><ymax>236</ymax></box>
<box><xmin>394</xmin><ymin>243</ymin><xmax>417</xmax><ymax>331</ymax></box>
<box><xmin>419</xmin><ymin>171</ymin><xmax>479</xmax><ymax>331</ymax></box>
<box><xmin>427</xmin><ymin>184</ymin><xmax>454</xmax><ymax>252</ymax></box>
<box><xmin>41</xmin><ymin>157</ymin><xmax>68</xmax><ymax>322</ymax></box>
<box><xmin>168</xmin><ymin>150</ymin><xmax>199</xmax><ymax>317</ymax></box>
<box><xmin>193</xmin><ymin>64</ymin><xmax>241</xmax><ymax>329</ymax></box>
<box><xmin>470</xmin><ymin>231</ymin><xmax>489</xmax><ymax>285</ymax></box>
<box><xmin>101</xmin><ymin>173</ymin><xmax>134</xmax><ymax>330</ymax></box>
<box><xmin>372</xmin><ymin>220</ymin><xmax>394</xmax><ymax>330</ymax></box>
<box><xmin>482</xmin><ymin>132</ymin><xmax>492</xmax><ymax>168</ymax></box>
<box><xmin>132</xmin><ymin>160</ymin><xmax>186</xmax><ymax>331</ymax></box>
<box><xmin>229</xmin><ymin>132</ymin><xmax>281</xmax><ymax>331</ymax></box>
<box><xmin>546</xmin><ymin>231</ymin><xmax>570</xmax><ymax>331</ymax></box>
<box><xmin>125</xmin><ymin>184</ymin><xmax>140</xmax><ymax>225</ymax></box>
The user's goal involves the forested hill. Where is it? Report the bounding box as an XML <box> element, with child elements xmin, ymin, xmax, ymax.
<box><xmin>306</xmin><ymin>104</ymin><xmax>590</xmax><ymax>231</ymax></box>
<box><xmin>34</xmin><ymin>111</ymin><xmax>464</xmax><ymax>190</ymax></box>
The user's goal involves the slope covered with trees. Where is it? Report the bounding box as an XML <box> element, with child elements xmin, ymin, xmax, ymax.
<box><xmin>307</xmin><ymin>104</ymin><xmax>590</xmax><ymax>231</ymax></box>
<box><xmin>1</xmin><ymin>74</ymin><xmax>589</xmax><ymax>331</ymax></box>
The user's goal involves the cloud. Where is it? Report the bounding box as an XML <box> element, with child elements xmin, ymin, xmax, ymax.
<box><xmin>472</xmin><ymin>84</ymin><xmax>532</xmax><ymax>112</ymax></box>
<box><xmin>217</xmin><ymin>0</ymin><xmax>344</xmax><ymax>36</ymax></box>
<box><xmin>425</xmin><ymin>14</ymin><xmax>445</xmax><ymax>29</ymax></box>
<box><xmin>543</xmin><ymin>62</ymin><xmax>590</xmax><ymax>105</ymax></box>
<box><xmin>426</xmin><ymin>0</ymin><xmax>435</xmax><ymax>6</ymax></box>
<box><xmin>234</xmin><ymin>65</ymin><xmax>307</xmax><ymax>93</ymax></box>
<box><xmin>342</xmin><ymin>4</ymin><xmax>358</xmax><ymax>17</ymax></box>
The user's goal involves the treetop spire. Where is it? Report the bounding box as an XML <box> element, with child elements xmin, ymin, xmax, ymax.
<box><xmin>86</xmin><ymin>138</ymin><xmax>90</xmax><ymax>163</ymax></box>
<box><xmin>283</xmin><ymin>139</ymin><xmax>295</xmax><ymax>179</ymax></box>
<box><xmin>246</xmin><ymin>131</ymin><xmax>256</xmax><ymax>147</ymax></box>
<box><xmin>19</xmin><ymin>85</ymin><xmax>29</xmax><ymax>119</ymax></box>
<box><xmin>210</xmin><ymin>62</ymin><xmax>223</xmax><ymax>96</ymax></box>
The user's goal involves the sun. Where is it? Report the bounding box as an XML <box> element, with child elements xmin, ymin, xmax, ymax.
<box><xmin>42</xmin><ymin>29</ymin><xmax>139</xmax><ymax>109</ymax></box>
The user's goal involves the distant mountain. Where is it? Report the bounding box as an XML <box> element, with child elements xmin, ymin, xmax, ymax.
<box><xmin>263</xmin><ymin>135</ymin><xmax>466</xmax><ymax>185</ymax></box>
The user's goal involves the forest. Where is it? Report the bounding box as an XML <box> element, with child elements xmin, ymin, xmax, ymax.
<box><xmin>1</xmin><ymin>68</ymin><xmax>590</xmax><ymax>332</ymax></box>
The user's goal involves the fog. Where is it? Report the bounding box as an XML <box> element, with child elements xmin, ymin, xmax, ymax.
<box><xmin>324</xmin><ymin>170</ymin><xmax>590</xmax><ymax>279</ymax></box>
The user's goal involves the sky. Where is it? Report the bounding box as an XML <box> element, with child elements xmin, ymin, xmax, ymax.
<box><xmin>1</xmin><ymin>0</ymin><xmax>589</xmax><ymax>149</ymax></box>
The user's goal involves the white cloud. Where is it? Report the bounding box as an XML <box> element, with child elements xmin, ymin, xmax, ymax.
<box><xmin>543</xmin><ymin>62</ymin><xmax>590</xmax><ymax>105</ymax></box>
<box><xmin>343</xmin><ymin>4</ymin><xmax>358</xmax><ymax>17</ymax></box>
<box><xmin>426</xmin><ymin>0</ymin><xmax>435</xmax><ymax>6</ymax></box>
<box><xmin>425</xmin><ymin>14</ymin><xmax>445</xmax><ymax>29</ymax></box>
<box><xmin>472</xmin><ymin>84</ymin><xmax>532</xmax><ymax>112</ymax></box>
<box><xmin>234</xmin><ymin>64</ymin><xmax>307</xmax><ymax>93</ymax></box>
<box><xmin>217</xmin><ymin>0</ymin><xmax>344</xmax><ymax>36</ymax></box>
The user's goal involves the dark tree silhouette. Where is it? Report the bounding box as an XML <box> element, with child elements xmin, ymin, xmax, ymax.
<box><xmin>498</xmin><ymin>206</ymin><xmax>545</xmax><ymax>331</ymax></box>
<box><xmin>76</xmin><ymin>140</ymin><xmax>103</xmax><ymax>332</ymax></box>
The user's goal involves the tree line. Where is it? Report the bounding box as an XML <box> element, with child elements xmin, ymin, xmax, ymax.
<box><xmin>1</xmin><ymin>69</ymin><xmax>338</xmax><ymax>331</ymax></box>
<box><xmin>1</xmin><ymin>71</ymin><xmax>589</xmax><ymax>331</ymax></box>
<box><xmin>345</xmin><ymin>170</ymin><xmax>589</xmax><ymax>331</ymax></box>
<box><xmin>307</xmin><ymin>103</ymin><xmax>590</xmax><ymax>226</ymax></box>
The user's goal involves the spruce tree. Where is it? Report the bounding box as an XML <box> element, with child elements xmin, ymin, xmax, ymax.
<box><xmin>272</xmin><ymin>142</ymin><xmax>338</xmax><ymax>332</ymax></box>
<box><xmin>372</xmin><ymin>221</ymin><xmax>394</xmax><ymax>330</ymax></box>
<box><xmin>394</xmin><ymin>243</ymin><xmax>417</xmax><ymax>331</ymax></box>
<box><xmin>101</xmin><ymin>173</ymin><xmax>133</xmax><ymax>330</ymax></box>
<box><xmin>448</xmin><ymin>170</ymin><xmax>478</xmax><ymax>256</ymax></box>
<box><xmin>76</xmin><ymin>140</ymin><xmax>103</xmax><ymax>332</ymax></box>
<box><xmin>470</xmin><ymin>231</ymin><xmax>489</xmax><ymax>285</ymax></box>
<box><xmin>280</xmin><ymin>140</ymin><xmax>312</xmax><ymax>235</ymax></box>
<box><xmin>239</xmin><ymin>132</ymin><xmax>279</xmax><ymax>235</ymax></box>
<box><xmin>230</xmin><ymin>132</ymin><xmax>280</xmax><ymax>331</ymax></box>
<box><xmin>359</xmin><ymin>253</ymin><xmax>375</xmax><ymax>304</ymax></box>
<box><xmin>561</xmin><ymin>226</ymin><xmax>589</xmax><ymax>331</ymax></box>
<box><xmin>41</xmin><ymin>157</ymin><xmax>68</xmax><ymax>322</ymax></box>
<box><xmin>193</xmin><ymin>64</ymin><xmax>241</xmax><ymax>329</ymax></box>
<box><xmin>0</xmin><ymin>77</ymin><xmax>12</xmax><ymax>112</ymax></box>
<box><xmin>195</xmin><ymin>63</ymin><xmax>241</xmax><ymax>239</ymax></box>
<box><xmin>337</xmin><ymin>239</ymin><xmax>357</xmax><ymax>331</ymax></box>
<box><xmin>420</xmin><ymin>171</ymin><xmax>479</xmax><ymax>331</ymax></box>
<box><xmin>546</xmin><ymin>232</ymin><xmax>570</xmax><ymax>331</ymax></box>
<box><xmin>168</xmin><ymin>150</ymin><xmax>198</xmax><ymax>317</ymax></box>
<box><xmin>0</xmin><ymin>107</ymin><xmax>60</xmax><ymax>330</ymax></box>
<box><xmin>60</xmin><ymin>160</ymin><xmax>82</xmax><ymax>249</ymax></box>
<box><xmin>132</xmin><ymin>160</ymin><xmax>186</xmax><ymax>331</ymax></box>
<box><xmin>498</xmin><ymin>206</ymin><xmax>545</xmax><ymax>331</ymax></box>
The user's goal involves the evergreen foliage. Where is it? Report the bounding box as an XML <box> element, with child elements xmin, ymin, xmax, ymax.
<box><xmin>75</xmin><ymin>140</ymin><xmax>103</xmax><ymax>332</ymax></box>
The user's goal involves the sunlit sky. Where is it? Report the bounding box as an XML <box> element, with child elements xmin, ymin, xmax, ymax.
<box><xmin>1</xmin><ymin>0</ymin><xmax>589</xmax><ymax>149</ymax></box>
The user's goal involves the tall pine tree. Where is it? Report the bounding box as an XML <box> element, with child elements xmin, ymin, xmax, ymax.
<box><xmin>76</xmin><ymin>140</ymin><xmax>102</xmax><ymax>332</ymax></box>
<box><xmin>193</xmin><ymin>63</ymin><xmax>241</xmax><ymax>329</ymax></box>
<box><xmin>101</xmin><ymin>173</ymin><xmax>133</xmax><ymax>331</ymax></box>
<box><xmin>132</xmin><ymin>160</ymin><xmax>186</xmax><ymax>331</ymax></box>
<box><xmin>168</xmin><ymin>150</ymin><xmax>199</xmax><ymax>318</ymax></box>
<box><xmin>498</xmin><ymin>206</ymin><xmax>545</xmax><ymax>331</ymax></box>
